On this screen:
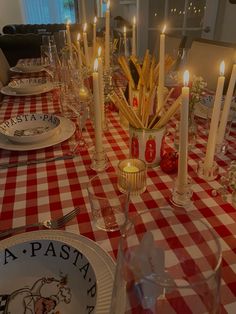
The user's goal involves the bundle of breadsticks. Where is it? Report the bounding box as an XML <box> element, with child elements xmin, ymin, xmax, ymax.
<box><xmin>109</xmin><ymin>50</ymin><xmax>182</xmax><ymax>130</ymax></box>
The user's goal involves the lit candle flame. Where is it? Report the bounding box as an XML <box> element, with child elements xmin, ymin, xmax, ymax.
<box><xmin>107</xmin><ymin>0</ymin><xmax>110</xmax><ymax>10</ymax></box>
<box><xmin>133</xmin><ymin>16</ymin><xmax>136</xmax><ymax>25</ymax></box>
<box><xmin>77</xmin><ymin>33</ymin><xmax>81</xmax><ymax>41</ymax></box>
<box><xmin>98</xmin><ymin>46</ymin><xmax>102</xmax><ymax>57</ymax></box>
<box><xmin>94</xmin><ymin>58</ymin><xmax>98</xmax><ymax>72</ymax></box>
<box><xmin>183</xmin><ymin>70</ymin><xmax>189</xmax><ymax>86</ymax></box>
<box><xmin>83</xmin><ymin>23</ymin><xmax>87</xmax><ymax>32</ymax></box>
<box><xmin>94</xmin><ymin>16</ymin><xmax>97</xmax><ymax>24</ymax></box>
<box><xmin>124</xmin><ymin>26</ymin><xmax>126</xmax><ymax>34</ymax></box>
<box><xmin>162</xmin><ymin>24</ymin><xmax>166</xmax><ymax>34</ymax></box>
<box><xmin>66</xmin><ymin>19</ymin><xmax>71</xmax><ymax>26</ymax></box>
<box><xmin>220</xmin><ymin>61</ymin><xmax>225</xmax><ymax>76</ymax></box>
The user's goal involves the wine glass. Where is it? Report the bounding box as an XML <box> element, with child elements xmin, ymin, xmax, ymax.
<box><xmin>110</xmin><ymin>207</ymin><xmax>222</xmax><ymax>314</ymax></box>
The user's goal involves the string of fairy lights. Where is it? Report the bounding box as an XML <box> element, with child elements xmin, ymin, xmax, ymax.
<box><xmin>154</xmin><ymin>1</ymin><xmax>207</xmax><ymax>17</ymax></box>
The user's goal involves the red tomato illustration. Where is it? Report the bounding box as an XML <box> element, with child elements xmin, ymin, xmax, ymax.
<box><xmin>131</xmin><ymin>134</ymin><xmax>139</xmax><ymax>158</ymax></box>
<box><xmin>145</xmin><ymin>136</ymin><xmax>156</xmax><ymax>163</ymax></box>
<box><xmin>133</xmin><ymin>96</ymin><xmax>138</xmax><ymax>108</ymax></box>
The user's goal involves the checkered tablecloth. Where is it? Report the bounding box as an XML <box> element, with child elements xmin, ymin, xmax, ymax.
<box><xmin>0</xmin><ymin>75</ymin><xmax>236</xmax><ymax>313</ymax></box>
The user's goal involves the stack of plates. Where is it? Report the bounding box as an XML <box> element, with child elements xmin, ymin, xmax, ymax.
<box><xmin>8</xmin><ymin>78</ymin><xmax>49</xmax><ymax>94</ymax></box>
<box><xmin>1</xmin><ymin>78</ymin><xmax>54</xmax><ymax>96</ymax></box>
<box><xmin>0</xmin><ymin>114</ymin><xmax>76</xmax><ymax>151</ymax></box>
<box><xmin>10</xmin><ymin>64</ymin><xmax>47</xmax><ymax>73</ymax></box>
<box><xmin>0</xmin><ymin>113</ymin><xmax>61</xmax><ymax>144</ymax></box>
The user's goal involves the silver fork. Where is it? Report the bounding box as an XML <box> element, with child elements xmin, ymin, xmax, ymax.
<box><xmin>0</xmin><ymin>207</ymin><xmax>80</xmax><ymax>239</ymax></box>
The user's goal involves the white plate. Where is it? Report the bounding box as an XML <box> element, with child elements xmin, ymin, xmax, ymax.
<box><xmin>0</xmin><ymin>113</ymin><xmax>61</xmax><ymax>144</ymax></box>
<box><xmin>1</xmin><ymin>83</ymin><xmax>55</xmax><ymax>97</ymax></box>
<box><xmin>0</xmin><ymin>116</ymin><xmax>75</xmax><ymax>151</ymax></box>
<box><xmin>10</xmin><ymin>65</ymin><xmax>46</xmax><ymax>74</ymax></box>
<box><xmin>8</xmin><ymin>78</ymin><xmax>49</xmax><ymax>94</ymax></box>
<box><xmin>0</xmin><ymin>230</ymin><xmax>115</xmax><ymax>314</ymax></box>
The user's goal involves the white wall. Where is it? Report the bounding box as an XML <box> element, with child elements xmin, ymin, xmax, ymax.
<box><xmin>0</xmin><ymin>0</ymin><xmax>25</xmax><ymax>33</ymax></box>
<box><xmin>218</xmin><ymin>1</ymin><xmax>236</xmax><ymax>44</ymax></box>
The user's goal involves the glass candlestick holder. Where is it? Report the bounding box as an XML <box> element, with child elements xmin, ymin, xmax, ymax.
<box><xmin>170</xmin><ymin>178</ymin><xmax>193</xmax><ymax>207</ymax></box>
<box><xmin>197</xmin><ymin>160</ymin><xmax>219</xmax><ymax>181</ymax></box>
<box><xmin>117</xmin><ymin>158</ymin><xmax>147</xmax><ymax>196</ymax></box>
<box><xmin>90</xmin><ymin>149</ymin><xmax>109</xmax><ymax>172</ymax></box>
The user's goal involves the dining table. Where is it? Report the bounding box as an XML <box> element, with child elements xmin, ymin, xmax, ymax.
<box><xmin>0</xmin><ymin>61</ymin><xmax>236</xmax><ymax>314</ymax></box>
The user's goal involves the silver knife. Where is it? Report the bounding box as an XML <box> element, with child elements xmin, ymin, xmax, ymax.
<box><xmin>0</xmin><ymin>154</ymin><xmax>75</xmax><ymax>169</ymax></box>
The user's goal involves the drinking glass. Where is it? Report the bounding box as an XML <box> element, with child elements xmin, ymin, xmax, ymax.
<box><xmin>87</xmin><ymin>172</ymin><xmax>129</xmax><ymax>232</ymax></box>
<box><xmin>110</xmin><ymin>208</ymin><xmax>222</xmax><ymax>314</ymax></box>
<box><xmin>41</xmin><ymin>43</ymin><xmax>61</xmax><ymax>82</ymax></box>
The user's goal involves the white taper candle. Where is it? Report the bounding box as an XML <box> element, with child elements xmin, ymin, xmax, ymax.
<box><xmin>132</xmin><ymin>17</ymin><xmax>136</xmax><ymax>56</ymax></box>
<box><xmin>124</xmin><ymin>26</ymin><xmax>128</xmax><ymax>58</ymax></box>
<box><xmin>157</xmin><ymin>25</ymin><xmax>166</xmax><ymax>113</ymax></box>
<box><xmin>105</xmin><ymin>1</ymin><xmax>110</xmax><ymax>71</ymax></box>
<box><xmin>98</xmin><ymin>47</ymin><xmax>105</xmax><ymax>124</ymax></box>
<box><xmin>93</xmin><ymin>16</ymin><xmax>97</xmax><ymax>58</ymax></box>
<box><xmin>204</xmin><ymin>61</ymin><xmax>225</xmax><ymax>170</ymax></box>
<box><xmin>83</xmin><ymin>23</ymin><xmax>90</xmax><ymax>68</ymax></box>
<box><xmin>76</xmin><ymin>33</ymin><xmax>83</xmax><ymax>71</ymax></box>
<box><xmin>217</xmin><ymin>63</ymin><xmax>236</xmax><ymax>145</ymax></box>
<box><xmin>93</xmin><ymin>58</ymin><xmax>103</xmax><ymax>154</ymax></box>
<box><xmin>177</xmin><ymin>70</ymin><xmax>189</xmax><ymax>193</ymax></box>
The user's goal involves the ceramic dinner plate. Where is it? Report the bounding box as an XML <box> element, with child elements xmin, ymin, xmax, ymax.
<box><xmin>0</xmin><ymin>230</ymin><xmax>116</xmax><ymax>314</ymax></box>
<box><xmin>1</xmin><ymin>83</ymin><xmax>55</xmax><ymax>97</ymax></box>
<box><xmin>8</xmin><ymin>78</ymin><xmax>49</xmax><ymax>94</ymax></box>
<box><xmin>0</xmin><ymin>113</ymin><xmax>61</xmax><ymax>144</ymax></box>
<box><xmin>10</xmin><ymin>65</ymin><xmax>46</xmax><ymax>74</ymax></box>
<box><xmin>0</xmin><ymin>116</ymin><xmax>76</xmax><ymax>151</ymax></box>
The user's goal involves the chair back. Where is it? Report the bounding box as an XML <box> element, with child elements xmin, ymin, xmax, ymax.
<box><xmin>187</xmin><ymin>38</ymin><xmax>236</xmax><ymax>92</ymax></box>
<box><xmin>0</xmin><ymin>34</ymin><xmax>43</xmax><ymax>66</ymax></box>
<box><xmin>0</xmin><ymin>48</ymin><xmax>10</xmax><ymax>86</ymax></box>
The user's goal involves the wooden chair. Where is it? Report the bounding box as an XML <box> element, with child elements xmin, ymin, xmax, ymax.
<box><xmin>153</xmin><ymin>33</ymin><xmax>187</xmax><ymax>58</ymax></box>
<box><xmin>187</xmin><ymin>38</ymin><xmax>236</xmax><ymax>92</ymax></box>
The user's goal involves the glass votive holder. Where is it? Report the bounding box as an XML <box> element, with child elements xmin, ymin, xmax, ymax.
<box><xmin>117</xmin><ymin>158</ymin><xmax>147</xmax><ymax>196</ymax></box>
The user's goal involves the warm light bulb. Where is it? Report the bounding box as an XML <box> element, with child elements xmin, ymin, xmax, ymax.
<box><xmin>83</xmin><ymin>23</ymin><xmax>87</xmax><ymax>32</ymax></box>
<box><xmin>162</xmin><ymin>24</ymin><xmax>167</xmax><ymax>34</ymax></box>
<box><xmin>94</xmin><ymin>16</ymin><xmax>97</xmax><ymax>24</ymax></box>
<box><xmin>98</xmin><ymin>46</ymin><xmax>102</xmax><ymax>57</ymax></box>
<box><xmin>77</xmin><ymin>33</ymin><xmax>81</xmax><ymax>41</ymax></box>
<box><xmin>183</xmin><ymin>70</ymin><xmax>189</xmax><ymax>86</ymax></box>
<box><xmin>94</xmin><ymin>58</ymin><xmax>98</xmax><ymax>72</ymax></box>
<box><xmin>220</xmin><ymin>61</ymin><xmax>225</xmax><ymax>76</ymax></box>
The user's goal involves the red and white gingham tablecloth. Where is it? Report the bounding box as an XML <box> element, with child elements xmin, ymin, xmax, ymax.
<box><xmin>0</xmin><ymin>71</ymin><xmax>236</xmax><ymax>313</ymax></box>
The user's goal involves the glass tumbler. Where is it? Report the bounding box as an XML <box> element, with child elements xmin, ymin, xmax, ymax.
<box><xmin>87</xmin><ymin>172</ymin><xmax>129</xmax><ymax>232</ymax></box>
<box><xmin>110</xmin><ymin>208</ymin><xmax>222</xmax><ymax>314</ymax></box>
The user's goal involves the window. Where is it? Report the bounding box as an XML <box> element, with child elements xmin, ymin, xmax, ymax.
<box><xmin>22</xmin><ymin>0</ymin><xmax>77</xmax><ymax>24</ymax></box>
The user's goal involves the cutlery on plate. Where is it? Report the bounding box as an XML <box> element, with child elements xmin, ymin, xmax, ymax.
<box><xmin>0</xmin><ymin>207</ymin><xmax>80</xmax><ymax>239</ymax></box>
<box><xmin>0</xmin><ymin>154</ymin><xmax>75</xmax><ymax>169</ymax></box>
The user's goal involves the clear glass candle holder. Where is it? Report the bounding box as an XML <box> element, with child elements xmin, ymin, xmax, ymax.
<box><xmin>117</xmin><ymin>158</ymin><xmax>147</xmax><ymax>196</ymax></box>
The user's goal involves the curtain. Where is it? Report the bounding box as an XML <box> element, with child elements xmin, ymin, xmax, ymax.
<box><xmin>22</xmin><ymin>0</ymin><xmax>76</xmax><ymax>24</ymax></box>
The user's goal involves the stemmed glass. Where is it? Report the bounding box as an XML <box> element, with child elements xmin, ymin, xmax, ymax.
<box><xmin>64</xmin><ymin>78</ymin><xmax>92</xmax><ymax>151</ymax></box>
<box><xmin>110</xmin><ymin>208</ymin><xmax>222</xmax><ymax>314</ymax></box>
